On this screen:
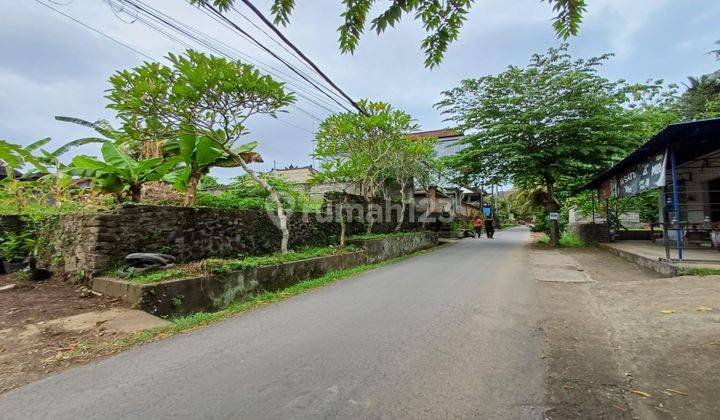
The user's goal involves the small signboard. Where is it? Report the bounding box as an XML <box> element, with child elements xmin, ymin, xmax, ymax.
<box><xmin>615</xmin><ymin>152</ymin><xmax>667</xmax><ymax>198</ymax></box>
<box><xmin>549</xmin><ymin>212</ymin><xmax>559</xmax><ymax>220</ymax></box>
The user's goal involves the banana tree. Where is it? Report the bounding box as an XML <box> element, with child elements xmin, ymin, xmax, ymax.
<box><xmin>0</xmin><ymin>139</ymin><xmax>47</xmax><ymax>210</ymax></box>
<box><xmin>25</xmin><ymin>135</ymin><xmax>108</xmax><ymax>206</ymax></box>
<box><xmin>66</xmin><ymin>143</ymin><xmax>179</xmax><ymax>202</ymax></box>
<box><xmin>55</xmin><ymin>116</ymin><xmax>135</xmax><ymax>148</ymax></box>
<box><xmin>163</xmin><ymin>134</ymin><xmax>260</xmax><ymax>206</ymax></box>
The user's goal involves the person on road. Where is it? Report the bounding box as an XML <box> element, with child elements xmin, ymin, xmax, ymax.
<box><xmin>485</xmin><ymin>217</ymin><xmax>495</xmax><ymax>239</ymax></box>
<box><xmin>472</xmin><ymin>216</ymin><xmax>484</xmax><ymax>238</ymax></box>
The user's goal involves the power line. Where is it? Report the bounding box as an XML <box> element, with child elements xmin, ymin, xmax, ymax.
<box><xmin>130</xmin><ymin>7</ymin><xmax>329</xmax><ymax>123</ymax></box>
<box><xmin>35</xmin><ymin>0</ymin><xmax>154</xmax><ymax>61</ymax></box>
<box><xmin>121</xmin><ymin>0</ymin><xmax>344</xmax><ymax>116</ymax></box>
<box><xmin>238</xmin><ymin>0</ymin><xmax>367</xmax><ymax>116</ymax></box>
<box><xmin>188</xmin><ymin>5</ymin><xmax>346</xmax><ymax>114</ymax></box>
<box><xmin>34</xmin><ymin>0</ymin><xmax>317</xmax><ymax>135</ymax></box>
<box><xmin>201</xmin><ymin>3</ymin><xmax>356</xmax><ymax>114</ymax></box>
<box><xmin>193</xmin><ymin>5</ymin><xmax>344</xmax><ymax>108</ymax></box>
<box><xmin>228</xmin><ymin>5</ymin><xmax>344</xmax><ymax>101</ymax></box>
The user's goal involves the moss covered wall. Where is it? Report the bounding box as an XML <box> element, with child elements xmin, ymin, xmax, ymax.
<box><xmin>36</xmin><ymin>200</ymin><xmax>419</xmax><ymax>276</ymax></box>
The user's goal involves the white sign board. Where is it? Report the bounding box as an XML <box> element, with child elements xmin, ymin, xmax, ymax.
<box><xmin>549</xmin><ymin>212</ymin><xmax>559</xmax><ymax>221</ymax></box>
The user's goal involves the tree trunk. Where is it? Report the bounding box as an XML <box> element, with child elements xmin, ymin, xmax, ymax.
<box><xmin>130</xmin><ymin>184</ymin><xmax>142</xmax><ymax>202</ymax></box>
<box><xmin>14</xmin><ymin>182</ymin><xmax>25</xmax><ymax>211</ymax></box>
<box><xmin>183</xmin><ymin>170</ymin><xmax>201</xmax><ymax>207</ymax></box>
<box><xmin>365</xmin><ymin>206</ymin><xmax>374</xmax><ymax>234</ymax></box>
<box><xmin>234</xmin><ymin>153</ymin><xmax>289</xmax><ymax>255</ymax></box>
<box><xmin>6</xmin><ymin>170</ymin><xmax>25</xmax><ymax>211</ymax></box>
<box><xmin>54</xmin><ymin>162</ymin><xmax>63</xmax><ymax>207</ymax></box>
<box><xmin>395</xmin><ymin>180</ymin><xmax>407</xmax><ymax>232</ymax></box>
<box><xmin>339</xmin><ymin>195</ymin><xmax>348</xmax><ymax>249</ymax></box>
<box><xmin>364</xmin><ymin>188</ymin><xmax>375</xmax><ymax>235</ymax></box>
<box><xmin>213</xmin><ymin>142</ymin><xmax>289</xmax><ymax>254</ymax></box>
<box><xmin>545</xmin><ymin>179</ymin><xmax>559</xmax><ymax>247</ymax></box>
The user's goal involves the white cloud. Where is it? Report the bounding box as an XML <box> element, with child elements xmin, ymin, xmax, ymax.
<box><xmin>1</xmin><ymin>0</ymin><xmax>719</xmax><ymax>178</ymax></box>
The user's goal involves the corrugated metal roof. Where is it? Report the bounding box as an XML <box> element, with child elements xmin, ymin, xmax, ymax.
<box><xmin>585</xmin><ymin>118</ymin><xmax>720</xmax><ymax>189</ymax></box>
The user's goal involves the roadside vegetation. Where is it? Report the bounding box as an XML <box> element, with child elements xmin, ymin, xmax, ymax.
<box><xmin>124</xmin><ymin>269</ymin><xmax>190</xmax><ymax>285</ymax></box>
<box><xmin>537</xmin><ymin>232</ymin><xmax>589</xmax><ymax>248</ymax></box>
<box><xmin>680</xmin><ymin>267</ymin><xmax>720</xmax><ymax>277</ymax></box>
<box><xmin>348</xmin><ymin>231</ymin><xmax>425</xmax><ymax>241</ymax></box>
<box><xmin>200</xmin><ymin>245</ymin><xmax>359</xmax><ymax>274</ymax></box>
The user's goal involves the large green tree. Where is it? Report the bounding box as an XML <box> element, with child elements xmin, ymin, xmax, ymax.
<box><xmin>675</xmin><ymin>73</ymin><xmax>720</xmax><ymax>120</ymax></box>
<box><xmin>314</xmin><ymin>100</ymin><xmax>421</xmax><ymax>235</ymax></box>
<box><xmin>107</xmin><ymin>50</ymin><xmax>296</xmax><ymax>253</ymax></box>
<box><xmin>437</xmin><ymin>45</ymin><xmax>665</xmax><ymax>246</ymax></box>
<box><xmin>384</xmin><ymin>135</ymin><xmax>437</xmax><ymax>231</ymax></box>
<box><xmin>192</xmin><ymin>0</ymin><xmax>586</xmax><ymax>68</ymax></box>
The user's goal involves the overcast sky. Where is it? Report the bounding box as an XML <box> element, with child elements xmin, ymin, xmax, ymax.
<box><xmin>2</xmin><ymin>0</ymin><xmax>719</xmax><ymax>180</ymax></box>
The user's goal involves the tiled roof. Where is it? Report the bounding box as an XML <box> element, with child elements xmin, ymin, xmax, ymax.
<box><xmin>408</xmin><ymin>129</ymin><xmax>462</xmax><ymax>140</ymax></box>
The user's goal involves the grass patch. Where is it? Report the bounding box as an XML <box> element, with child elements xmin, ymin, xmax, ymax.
<box><xmin>537</xmin><ymin>232</ymin><xmax>589</xmax><ymax>248</ymax></box>
<box><xmin>201</xmin><ymin>245</ymin><xmax>358</xmax><ymax>274</ymax></box>
<box><xmin>681</xmin><ymin>267</ymin><xmax>720</xmax><ymax>276</ymax></box>
<box><xmin>348</xmin><ymin>231</ymin><xmax>423</xmax><ymax>241</ymax></box>
<box><xmin>126</xmin><ymin>269</ymin><xmax>190</xmax><ymax>284</ymax></box>
<box><xmin>559</xmin><ymin>232</ymin><xmax>588</xmax><ymax>248</ymax></box>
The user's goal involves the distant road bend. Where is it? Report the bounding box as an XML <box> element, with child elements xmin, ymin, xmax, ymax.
<box><xmin>0</xmin><ymin>227</ymin><xmax>544</xmax><ymax>419</ymax></box>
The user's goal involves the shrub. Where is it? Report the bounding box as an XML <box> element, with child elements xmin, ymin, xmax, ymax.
<box><xmin>348</xmin><ymin>231</ymin><xmax>423</xmax><ymax>241</ymax></box>
<box><xmin>558</xmin><ymin>231</ymin><xmax>588</xmax><ymax>248</ymax></box>
<box><xmin>196</xmin><ymin>175</ymin><xmax>321</xmax><ymax>212</ymax></box>
<box><xmin>536</xmin><ymin>231</ymin><xmax>588</xmax><ymax>248</ymax></box>
<box><xmin>201</xmin><ymin>245</ymin><xmax>357</xmax><ymax>274</ymax></box>
<box><xmin>125</xmin><ymin>269</ymin><xmax>189</xmax><ymax>284</ymax></box>
<box><xmin>0</xmin><ymin>230</ymin><xmax>34</xmax><ymax>261</ymax></box>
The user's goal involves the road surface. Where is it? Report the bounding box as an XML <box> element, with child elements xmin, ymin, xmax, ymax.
<box><xmin>0</xmin><ymin>227</ymin><xmax>544</xmax><ymax>419</ymax></box>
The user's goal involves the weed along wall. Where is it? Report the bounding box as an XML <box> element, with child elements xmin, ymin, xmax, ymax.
<box><xmin>92</xmin><ymin>232</ymin><xmax>438</xmax><ymax>317</ymax></box>
<box><xmin>37</xmin><ymin>202</ymin><xmax>419</xmax><ymax>276</ymax></box>
<box><xmin>349</xmin><ymin>231</ymin><xmax>439</xmax><ymax>263</ymax></box>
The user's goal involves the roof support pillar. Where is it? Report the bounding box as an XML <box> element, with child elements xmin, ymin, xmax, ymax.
<box><xmin>669</xmin><ymin>145</ymin><xmax>684</xmax><ymax>261</ymax></box>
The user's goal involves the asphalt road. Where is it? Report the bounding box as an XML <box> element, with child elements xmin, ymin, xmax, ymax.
<box><xmin>0</xmin><ymin>227</ymin><xmax>544</xmax><ymax>419</ymax></box>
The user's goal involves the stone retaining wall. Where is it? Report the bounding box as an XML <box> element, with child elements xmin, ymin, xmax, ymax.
<box><xmin>37</xmin><ymin>202</ymin><xmax>418</xmax><ymax>276</ymax></box>
<box><xmin>92</xmin><ymin>232</ymin><xmax>439</xmax><ymax>317</ymax></box>
<box><xmin>348</xmin><ymin>232</ymin><xmax>439</xmax><ymax>263</ymax></box>
<box><xmin>92</xmin><ymin>251</ymin><xmax>368</xmax><ymax>316</ymax></box>
<box><xmin>0</xmin><ymin>215</ymin><xmax>23</xmax><ymax>234</ymax></box>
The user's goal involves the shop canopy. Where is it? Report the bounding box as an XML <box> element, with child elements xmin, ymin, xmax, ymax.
<box><xmin>584</xmin><ymin>118</ymin><xmax>720</xmax><ymax>196</ymax></box>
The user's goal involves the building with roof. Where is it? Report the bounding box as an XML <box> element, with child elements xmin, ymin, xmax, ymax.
<box><xmin>266</xmin><ymin>165</ymin><xmax>364</xmax><ymax>200</ymax></box>
<box><xmin>409</xmin><ymin>129</ymin><xmax>465</xmax><ymax>158</ymax></box>
<box><xmin>409</xmin><ymin>129</ymin><xmax>488</xmax><ymax>220</ymax></box>
<box><xmin>583</xmin><ymin>117</ymin><xmax>720</xmax><ymax>264</ymax></box>
<box><xmin>0</xmin><ymin>163</ymin><xmax>23</xmax><ymax>180</ymax></box>
<box><xmin>267</xmin><ymin>165</ymin><xmax>318</xmax><ymax>184</ymax></box>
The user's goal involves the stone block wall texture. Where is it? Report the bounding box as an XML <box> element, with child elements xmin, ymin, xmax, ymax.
<box><xmin>38</xmin><ymin>200</ymin><xmax>420</xmax><ymax>276</ymax></box>
<box><xmin>349</xmin><ymin>232</ymin><xmax>439</xmax><ymax>264</ymax></box>
<box><xmin>0</xmin><ymin>215</ymin><xmax>24</xmax><ymax>234</ymax></box>
<box><xmin>92</xmin><ymin>233</ymin><xmax>438</xmax><ymax>317</ymax></box>
<box><xmin>566</xmin><ymin>223</ymin><xmax>610</xmax><ymax>244</ymax></box>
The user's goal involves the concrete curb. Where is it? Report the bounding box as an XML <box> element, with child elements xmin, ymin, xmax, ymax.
<box><xmin>598</xmin><ymin>243</ymin><xmax>680</xmax><ymax>277</ymax></box>
<box><xmin>93</xmin><ymin>233</ymin><xmax>439</xmax><ymax>317</ymax></box>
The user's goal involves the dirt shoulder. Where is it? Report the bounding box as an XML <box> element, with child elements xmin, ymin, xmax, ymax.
<box><xmin>0</xmin><ymin>275</ymin><xmax>129</xmax><ymax>394</ymax></box>
<box><xmin>535</xmin><ymin>245</ymin><xmax>720</xmax><ymax>419</ymax></box>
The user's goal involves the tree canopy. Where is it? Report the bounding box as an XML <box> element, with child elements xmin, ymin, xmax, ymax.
<box><xmin>314</xmin><ymin>99</ymin><xmax>431</xmax><ymax>238</ymax></box>
<box><xmin>106</xmin><ymin>49</ymin><xmax>296</xmax><ymax>253</ymax></box>
<box><xmin>436</xmin><ymin>44</ymin><xmax>667</xmax><ymax>245</ymax></box>
<box><xmin>192</xmin><ymin>0</ymin><xmax>587</xmax><ymax>68</ymax></box>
